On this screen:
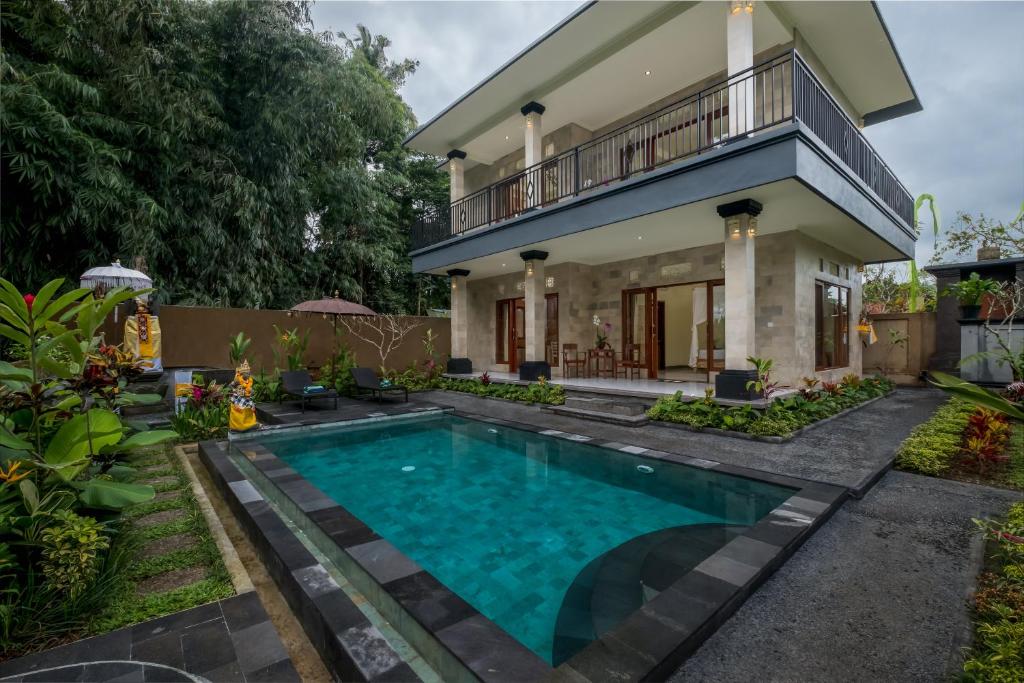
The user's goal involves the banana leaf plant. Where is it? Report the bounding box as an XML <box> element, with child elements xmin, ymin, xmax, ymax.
<box><xmin>929</xmin><ymin>371</ymin><xmax>1024</xmax><ymax>422</ymax></box>
<box><xmin>0</xmin><ymin>278</ymin><xmax>176</xmax><ymax>510</ymax></box>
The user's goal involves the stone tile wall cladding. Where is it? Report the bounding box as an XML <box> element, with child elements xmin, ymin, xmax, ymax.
<box><xmin>465</xmin><ymin>231</ymin><xmax>862</xmax><ymax>386</ymax></box>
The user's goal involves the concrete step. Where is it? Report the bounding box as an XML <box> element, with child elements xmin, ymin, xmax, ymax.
<box><xmin>563</xmin><ymin>396</ymin><xmax>647</xmax><ymax>416</ymax></box>
<box><xmin>547</xmin><ymin>404</ymin><xmax>650</xmax><ymax>427</ymax></box>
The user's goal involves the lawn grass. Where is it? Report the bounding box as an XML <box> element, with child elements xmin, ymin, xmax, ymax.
<box><xmin>87</xmin><ymin>443</ymin><xmax>234</xmax><ymax>635</ymax></box>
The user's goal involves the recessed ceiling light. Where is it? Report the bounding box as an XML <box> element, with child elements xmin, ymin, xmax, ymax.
<box><xmin>644</xmin><ymin>70</ymin><xmax>651</xmax><ymax>76</ymax></box>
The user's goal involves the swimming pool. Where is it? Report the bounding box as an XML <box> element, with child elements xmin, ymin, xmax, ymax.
<box><xmin>255</xmin><ymin>413</ymin><xmax>794</xmax><ymax>665</ymax></box>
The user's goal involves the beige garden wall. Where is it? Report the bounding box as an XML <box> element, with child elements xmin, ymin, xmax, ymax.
<box><xmin>101</xmin><ymin>305</ymin><xmax>450</xmax><ymax>374</ymax></box>
<box><xmin>862</xmin><ymin>312</ymin><xmax>935</xmax><ymax>385</ymax></box>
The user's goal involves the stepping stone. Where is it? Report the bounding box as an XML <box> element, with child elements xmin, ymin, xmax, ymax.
<box><xmin>135</xmin><ymin>565</ymin><xmax>208</xmax><ymax>596</ymax></box>
<box><xmin>153</xmin><ymin>490</ymin><xmax>183</xmax><ymax>503</ymax></box>
<box><xmin>140</xmin><ymin>532</ymin><xmax>199</xmax><ymax>559</ymax></box>
<box><xmin>135</xmin><ymin>508</ymin><xmax>187</xmax><ymax>529</ymax></box>
<box><xmin>140</xmin><ymin>463</ymin><xmax>172</xmax><ymax>474</ymax></box>
<box><xmin>142</xmin><ymin>476</ymin><xmax>180</xmax><ymax>488</ymax></box>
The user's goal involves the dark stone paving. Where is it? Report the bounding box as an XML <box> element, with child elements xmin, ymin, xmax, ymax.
<box><xmin>257</xmin><ymin>396</ymin><xmax>440</xmax><ymax>426</ymax></box>
<box><xmin>670</xmin><ymin>471</ymin><xmax>1021</xmax><ymax>682</ymax></box>
<box><xmin>0</xmin><ymin>592</ymin><xmax>300</xmax><ymax>682</ymax></box>
<box><xmin>418</xmin><ymin>388</ymin><xmax>947</xmax><ymax>493</ymax></box>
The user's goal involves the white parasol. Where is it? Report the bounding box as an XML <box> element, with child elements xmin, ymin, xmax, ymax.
<box><xmin>80</xmin><ymin>260</ymin><xmax>153</xmax><ymax>321</ymax></box>
<box><xmin>80</xmin><ymin>260</ymin><xmax>152</xmax><ymax>291</ymax></box>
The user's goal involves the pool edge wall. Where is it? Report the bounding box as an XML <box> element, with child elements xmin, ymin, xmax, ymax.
<box><xmin>200</xmin><ymin>413</ymin><xmax>848</xmax><ymax>682</ymax></box>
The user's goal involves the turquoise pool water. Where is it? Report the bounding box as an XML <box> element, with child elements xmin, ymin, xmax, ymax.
<box><xmin>258</xmin><ymin>414</ymin><xmax>793</xmax><ymax>664</ymax></box>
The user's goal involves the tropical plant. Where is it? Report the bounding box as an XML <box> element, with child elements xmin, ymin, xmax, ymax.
<box><xmin>228</xmin><ymin>332</ymin><xmax>252</xmax><ymax>368</ymax></box>
<box><xmin>930</xmin><ymin>372</ymin><xmax>1024</xmax><ymax>422</ymax></box>
<box><xmin>271</xmin><ymin>325</ymin><xmax>309</xmax><ymax>372</ymax></box>
<box><xmin>745</xmin><ymin>356</ymin><xmax>781</xmax><ymax>400</ymax></box>
<box><xmin>39</xmin><ymin>510</ymin><xmax>110</xmax><ymax>599</ymax></box>
<box><xmin>943</xmin><ymin>272</ymin><xmax>1002</xmax><ymax>307</ymax></box>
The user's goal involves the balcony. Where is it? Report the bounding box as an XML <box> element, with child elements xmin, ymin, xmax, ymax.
<box><xmin>410</xmin><ymin>50</ymin><xmax>913</xmax><ymax>252</ymax></box>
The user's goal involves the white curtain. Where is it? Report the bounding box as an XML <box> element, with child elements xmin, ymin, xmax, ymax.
<box><xmin>689</xmin><ymin>286</ymin><xmax>707</xmax><ymax>367</ymax></box>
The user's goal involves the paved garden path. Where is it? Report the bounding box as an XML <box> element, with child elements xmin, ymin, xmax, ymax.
<box><xmin>418</xmin><ymin>387</ymin><xmax>947</xmax><ymax>493</ymax></box>
<box><xmin>670</xmin><ymin>471</ymin><xmax>1021</xmax><ymax>682</ymax></box>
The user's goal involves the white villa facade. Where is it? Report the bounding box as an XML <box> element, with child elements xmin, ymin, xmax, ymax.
<box><xmin>405</xmin><ymin>0</ymin><xmax>920</xmax><ymax>399</ymax></box>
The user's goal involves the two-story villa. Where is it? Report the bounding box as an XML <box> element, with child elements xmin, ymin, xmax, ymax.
<box><xmin>405</xmin><ymin>0</ymin><xmax>919</xmax><ymax>399</ymax></box>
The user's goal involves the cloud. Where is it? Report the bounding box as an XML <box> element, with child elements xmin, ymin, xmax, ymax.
<box><xmin>311</xmin><ymin>0</ymin><xmax>1024</xmax><ymax>265</ymax></box>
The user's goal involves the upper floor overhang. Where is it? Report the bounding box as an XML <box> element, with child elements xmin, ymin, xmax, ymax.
<box><xmin>410</xmin><ymin>122</ymin><xmax>917</xmax><ymax>277</ymax></box>
<box><xmin>404</xmin><ymin>1</ymin><xmax>920</xmax><ymax>166</ymax></box>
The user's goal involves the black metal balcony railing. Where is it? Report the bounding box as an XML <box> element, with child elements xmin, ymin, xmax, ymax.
<box><xmin>411</xmin><ymin>50</ymin><xmax>913</xmax><ymax>251</ymax></box>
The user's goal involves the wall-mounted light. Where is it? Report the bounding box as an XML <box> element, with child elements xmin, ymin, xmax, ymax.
<box><xmin>746</xmin><ymin>218</ymin><xmax>758</xmax><ymax>238</ymax></box>
<box><xmin>728</xmin><ymin>217</ymin><xmax>742</xmax><ymax>240</ymax></box>
<box><xmin>637</xmin><ymin>235</ymin><xmax>643</xmax><ymax>240</ymax></box>
<box><xmin>730</xmin><ymin>0</ymin><xmax>753</xmax><ymax>15</ymax></box>
<box><xmin>526</xmin><ymin>262</ymin><xmax>534</xmax><ymax>276</ymax></box>
<box><xmin>546</xmin><ymin>276</ymin><xmax>555</xmax><ymax>288</ymax></box>
<box><xmin>644</xmin><ymin>70</ymin><xmax>651</xmax><ymax>76</ymax></box>
<box><xmin>505</xmin><ymin>135</ymin><xmax>510</xmax><ymax>141</ymax></box>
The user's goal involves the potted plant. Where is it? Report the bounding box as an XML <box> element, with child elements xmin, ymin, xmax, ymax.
<box><xmin>943</xmin><ymin>272</ymin><xmax>1001</xmax><ymax>319</ymax></box>
<box><xmin>593</xmin><ymin>315</ymin><xmax>612</xmax><ymax>349</ymax></box>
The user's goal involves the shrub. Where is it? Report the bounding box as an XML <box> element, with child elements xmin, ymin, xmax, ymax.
<box><xmin>963</xmin><ymin>503</ymin><xmax>1024</xmax><ymax>681</ymax></box>
<box><xmin>40</xmin><ymin>511</ymin><xmax>111</xmax><ymax>599</ymax></box>
<box><xmin>647</xmin><ymin>376</ymin><xmax>894</xmax><ymax>436</ymax></box>
<box><xmin>894</xmin><ymin>400</ymin><xmax>975</xmax><ymax>475</ymax></box>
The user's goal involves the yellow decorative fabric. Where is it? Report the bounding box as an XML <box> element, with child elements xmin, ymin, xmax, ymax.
<box><xmin>228</xmin><ymin>366</ymin><xmax>257</xmax><ymax>432</ymax></box>
<box><xmin>229</xmin><ymin>403</ymin><xmax>257</xmax><ymax>432</ymax></box>
<box><xmin>124</xmin><ymin>313</ymin><xmax>162</xmax><ymax>370</ymax></box>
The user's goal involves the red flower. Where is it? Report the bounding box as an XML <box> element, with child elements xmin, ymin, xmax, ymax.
<box><xmin>23</xmin><ymin>294</ymin><xmax>35</xmax><ymax>311</ymax></box>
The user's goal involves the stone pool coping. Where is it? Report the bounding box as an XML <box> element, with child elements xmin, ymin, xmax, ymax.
<box><xmin>199</xmin><ymin>410</ymin><xmax>846</xmax><ymax>682</ymax></box>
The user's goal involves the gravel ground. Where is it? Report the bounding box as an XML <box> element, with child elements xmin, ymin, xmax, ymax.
<box><xmin>671</xmin><ymin>471</ymin><xmax>1021</xmax><ymax>682</ymax></box>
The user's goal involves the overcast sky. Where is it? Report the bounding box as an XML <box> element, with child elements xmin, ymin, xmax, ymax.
<box><xmin>310</xmin><ymin>0</ymin><xmax>1024</xmax><ymax>264</ymax></box>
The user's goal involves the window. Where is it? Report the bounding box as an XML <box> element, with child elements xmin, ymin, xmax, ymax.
<box><xmin>815</xmin><ymin>282</ymin><xmax>850</xmax><ymax>370</ymax></box>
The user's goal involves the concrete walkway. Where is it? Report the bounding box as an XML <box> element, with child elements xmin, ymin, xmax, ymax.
<box><xmin>419</xmin><ymin>387</ymin><xmax>947</xmax><ymax>493</ymax></box>
<box><xmin>671</xmin><ymin>471</ymin><xmax>1021</xmax><ymax>682</ymax></box>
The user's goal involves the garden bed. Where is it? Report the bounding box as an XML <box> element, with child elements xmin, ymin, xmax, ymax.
<box><xmin>962</xmin><ymin>502</ymin><xmax>1024</xmax><ymax>679</ymax></box>
<box><xmin>646</xmin><ymin>376</ymin><xmax>896</xmax><ymax>440</ymax></box>
<box><xmin>895</xmin><ymin>399</ymin><xmax>1024</xmax><ymax>492</ymax></box>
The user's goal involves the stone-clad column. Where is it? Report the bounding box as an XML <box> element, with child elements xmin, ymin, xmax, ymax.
<box><xmin>447</xmin><ymin>150</ymin><xmax>466</xmax><ymax>236</ymax></box>
<box><xmin>519</xmin><ymin>250</ymin><xmax>550</xmax><ymax>380</ymax></box>
<box><xmin>447</xmin><ymin>150</ymin><xmax>466</xmax><ymax>201</ymax></box>
<box><xmin>521</xmin><ymin>102</ymin><xmax>545</xmax><ymax>210</ymax></box>
<box><xmin>727</xmin><ymin>0</ymin><xmax>755</xmax><ymax>137</ymax></box>
<box><xmin>715</xmin><ymin>199</ymin><xmax>761</xmax><ymax>399</ymax></box>
<box><xmin>446</xmin><ymin>268</ymin><xmax>472</xmax><ymax>374</ymax></box>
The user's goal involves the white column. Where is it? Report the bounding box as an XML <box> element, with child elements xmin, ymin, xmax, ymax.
<box><xmin>727</xmin><ymin>1</ymin><xmax>755</xmax><ymax>137</ymax></box>
<box><xmin>448</xmin><ymin>269</ymin><xmax>470</xmax><ymax>365</ymax></box>
<box><xmin>521</xmin><ymin>102</ymin><xmax>545</xmax><ymax>209</ymax></box>
<box><xmin>521</xmin><ymin>251</ymin><xmax>548</xmax><ymax>363</ymax></box>
<box><xmin>721</xmin><ymin>207</ymin><xmax>759</xmax><ymax>370</ymax></box>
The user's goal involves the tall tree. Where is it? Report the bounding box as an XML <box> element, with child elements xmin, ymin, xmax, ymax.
<box><xmin>1</xmin><ymin>0</ymin><xmax>446</xmax><ymax>314</ymax></box>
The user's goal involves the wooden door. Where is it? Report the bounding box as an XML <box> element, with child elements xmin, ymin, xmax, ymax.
<box><xmin>511</xmin><ymin>298</ymin><xmax>525</xmax><ymax>372</ymax></box>
<box><xmin>622</xmin><ymin>288</ymin><xmax>658</xmax><ymax>379</ymax></box>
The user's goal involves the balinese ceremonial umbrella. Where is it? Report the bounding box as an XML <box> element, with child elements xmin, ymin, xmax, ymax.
<box><xmin>289</xmin><ymin>293</ymin><xmax>376</xmax><ymax>379</ymax></box>
<box><xmin>80</xmin><ymin>260</ymin><xmax>153</xmax><ymax>321</ymax></box>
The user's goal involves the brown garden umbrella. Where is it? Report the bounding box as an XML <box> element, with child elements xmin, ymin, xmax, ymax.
<box><xmin>289</xmin><ymin>292</ymin><xmax>376</xmax><ymax>381</ymax></box>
